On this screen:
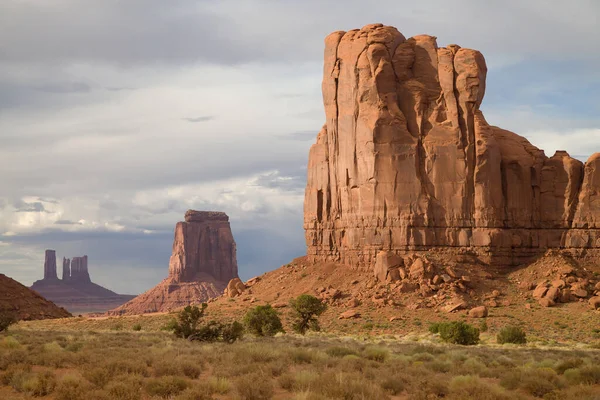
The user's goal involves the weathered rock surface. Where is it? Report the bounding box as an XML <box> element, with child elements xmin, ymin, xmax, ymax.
<box><xmin>31</xmin><ymin>251</ymin><xmax>134</xmax><ymax>314</ymax></box>
<box><xmin>1</xmin><ymin>274</ymin><xmax>71</xmax><ymax>320</ymax></box>
<box><xmin>225</xmin><ymin>278</ymin><xmax>247</xmax><ymax>298</ymax></box>
<box><xmin>304</xmin><ymin>23</ymin><xmax>600</xmax><ymax>270</ymax></box>
<box><xmin>43</xmin><ymin>250</ymin><xmax>58</xmax><ymax>281</ymax></box>
<box><xmin>169</xmin><ymin>210</ymin><xmax>237</xmax><ymax>283</ymax></box>
<box><xmin>109</xmin><ymin>210</ymin><xmax>239</xmax><ymax>315</ymax></box>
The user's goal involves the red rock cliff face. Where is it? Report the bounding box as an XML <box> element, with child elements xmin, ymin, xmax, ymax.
<box><xmin>168</xmin><ymin>210</ymin><xmax>238</xmax><ymax>283</ymax></box>
<box><xmin>304</xmin><ymin>24</ymin><xmax>600</xmax><ymax>267</ymax></box>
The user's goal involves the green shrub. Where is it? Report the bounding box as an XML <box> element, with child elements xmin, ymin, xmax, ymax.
<box><xmin>0</xmin><ymin>313</ymin><xmax>16</xmax><ymax>333</ymax></box>
<box><xmin>431</xmin><ymin>321</ymin><xmax>480</xmax><ymax>345</ymax></box>
<box><xmin>243</xmin><ymin>305</ymin><xmax>284</xmax><ymax>337</ymax></box>
<box><xmin>171</xmin><ymin>304</ymin><xmax>207</xmax><ymax>339</ymax></box>
<box><xmin>132</xmin><ymin>324</ymin><xmax>142</xmax><ymax>331</ymax></box>
<box><xmin>289</xmin><ymin>294</ymin><xmax>327</xmax><ymax>335</ymax></box>
<box><xmin>496</xmin><ymin>326</ymin><xmax>527</xmax><ymax>344</ymax></box>
<box><xmin>189</xmin><ymin>321</ymin><xmax>244</xmax><ymax>343</ymax></box>
<box><xmin>83</xmin><ymin>367</ymin><xmax>111</xmax><ymax>388</ymax></box>
<box><xmin>564</xmin><ymin>365</ymin><xmax>600</xmax><ymax>385</ymax></box>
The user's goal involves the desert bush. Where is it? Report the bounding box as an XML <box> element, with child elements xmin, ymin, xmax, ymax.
<box><xmin>430</xmin><ymin>322</ymin><xmax>480</xmax><ymax>346</ymax></box>
<box><xmin>83</xmin><ymin>367</ymin><xmax>111</xmax><ymax>388</ymax></box>
<box><xmin>55</xmin><ymin>375</ymin><xmax>92</xmax><ymax>400</ymax></box>
<box><xmin>106</xmin><ymin>359</ymin><xmax>149</xmax><ymax>377</ymax></box>
<box><xmin>243</xmin><ymin>305</ymin><xmax>284</xmax><ymax>337</ymax></box>
<box><xmin>176</xmin><ymin>385</ymin><xmax>214</xmax><ymax>400</ymax></box>
<box><xmin>554</xmin><ymin>358</ymin><xmax>584</xmax><ymax>374</ymax></box>
<box><xmin>325</xmin><ymin>346</ymin><xmax>358</xmax><ymax>358</ymax></box>
<box><xmin>106</xmin><ymin>381</ymin><xmax>142</xmax><ymax>400</ymax></box>
<box><xmin>500</xmin><ymin>367</ymin><xmax>563</xmax><ymax>397</ymax></box>
<box><xmin>234</xmin><ymin>372</ymin><xmax>274</xmax><ymax>400</ymax></box>
<box><xmin>363</xmin><ymin>346</ymin><xmax>389</xmax><ymax>362</ymax></box>
<box><xmin>0</xmin><ymin>313</ymin><xmax>16</xmax><ymax>333</ymax></box>
<box><xmin>189</xmin><ymin>320</ymin><xmax>244</xmax><ymax>343</ymax></box>
<box><xmin>379</xmin><ymin>375</ymin><xmax>405</xmax><ymax>395</ymax></box>
<box><xmin>496</xmin><ymin>326</ymin><xmax>527</xmax><ymax>345</ymax></box>
<box><xmin>145</xmin><ymin>376</ymin><xmax>190</xmax><ymax>398</ymax></box>
<box><xmin>564</xmin><ymin>365</ymin><xmax>600</xmax><ymax>385</ymax></box>
<box><xmin>180</xmin><ymin>361</ymin><xmax>202</xmax><ymax>379</ymax></box>
<box><xmin>289</xmin><ymin>294</ymin><xmax>327</xmax><ymax>335</ymax></box>
<box><xmin>171</xmin><ymin>304</ymin><xmax>207</xmax><ymax>339</ymax></box>
<box><xmin>132</xmin><ymin>323</ymin><xmax>142</xmax><ymax>331</ymax></box>
<box><xmin>448</xmin><ymin>375</ymin><xmax>511</xmax><ymax>400</ymax></box>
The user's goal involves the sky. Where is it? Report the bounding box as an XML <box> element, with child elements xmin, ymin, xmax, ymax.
<box><xmin>1</xmin><ymin>0</ymin><xmax>599</xmax><ymax>295</ymax></box>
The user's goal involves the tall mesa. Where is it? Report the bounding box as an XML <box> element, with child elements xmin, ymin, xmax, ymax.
<box><xmin>304</xmin><ymin>23</ymin><xmax>600</xmax><ymax>268</ymax></box>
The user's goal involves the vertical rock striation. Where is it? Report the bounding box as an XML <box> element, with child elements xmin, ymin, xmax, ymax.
<box><xmin>304</xmin><ymin>24</ymin><xmax>600</xmax><ymax>268</ymax></box>
<box><xmin>169</xmin><ymin>210</ymin><xmax>238</xmax><ymax>283</ymax></box>
<box><xmin>43</xmin><ymin>250</ymin><xmax>58</xmax><ymax>280</ymax></box>
<box><xmin>108</xmin><ymin>210</ymin><xmax>239</xmax><ymax>315</ymax></box>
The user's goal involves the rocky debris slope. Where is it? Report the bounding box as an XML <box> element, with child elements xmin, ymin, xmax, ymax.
<box><xmin>510</xmin><ymin>250</ymin><xmax>600</xmax><ymax>309</ymax></box>
<box><xmin>304</xmin><ymin>23</ymin><xmax>600</xmax><ymax>270</ymax></box>
<box><xmin>109</xmin><ymin>210</ymin><xmax>238</xmax><ymax>315</ymax></box>
<box><xmin>30</xmin><ymin>251</ymin><xmax>134</xmax><ymax>314</ymax></box>
<box><xmin>0</xmin><ymin>274</ymin><xmax>71</xmax><ymax>320</ymax></box>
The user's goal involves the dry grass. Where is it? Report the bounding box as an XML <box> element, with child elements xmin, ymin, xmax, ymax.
<box><xmin>0</xmin><ymin>324</ymin><xmax>599</xmax><ymax>399</ymax></box>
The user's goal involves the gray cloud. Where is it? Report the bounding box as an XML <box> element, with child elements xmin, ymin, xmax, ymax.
<box><xmin>13</xmin><ymin>200</ymin><xmax>49</xmax><ymax>213</ymax></box>
<box><xmin>182</xmin><ymin>116</ymin><xmax>215</xmax><ymax>123</ymax></box>
<box><xmin>33</xmin><ymin>82</ymin><xmax>91</xmax><ymax>94</ymax></box>
<box><xmin>54</xmin><ymin>220</ymin><xmax>82</xmax><ymax>225</ymax></box>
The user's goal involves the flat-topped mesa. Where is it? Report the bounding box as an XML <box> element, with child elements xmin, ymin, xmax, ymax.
<box><xmin>43</xmin><ymin>250</ymin><xmax>58</xmax><ymax>280</ymax></box>
<box><xmin>185</xmin><ymin>210</ymin><xmax>229</xmax><ymax>223</ymax></box>
<box><xmin>169</xmin><ymin>209</ymin><xmax>238</xmax><ymax>283</ymax></box>
<box><xmin>304</xmin><ymin>23</ymin><xmax>600</xmax><ymax>268</ymax></box>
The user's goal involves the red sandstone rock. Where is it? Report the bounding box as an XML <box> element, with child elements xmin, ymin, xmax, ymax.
<box><xmin>468</xmin><ymin>306</ymin><xmax>488</xmax><ymax>318</ymax></box>
<box><xmin>109</xmin><ymin>210</ymin><xmax>238</xmax><ymax>315</ymax></box>
<box><xmin>539</xmin><ymin>297</ymin><xmax>555</xmax><ymax>307</ymax></box>
<box><xmin>304</xmin><ymin>23</ymin><xmax>600</xmax><ymax>270</ymax></box>
<box><xmin>43</xmin><ymin>250</ymin><xmax>58</xmax><ymax>281</ymax></box>
<box><xmin>339</xmin><ymin>309</ymin><xmax>361</xmax><ymax>319</ymax></box>
<box><xmin>32</xmin><ymin>251</ymin><xmax>133</xmax><ymax>314</ymax></box>
<box><xmin>225</xmin><ymin>278</ymin><xmax>246</xmax><ymax>298</ymax></box>
<box><xmin>589</xmin><ymin>296</ymin><xmax>600</xmax><ymax>309</ymax></box>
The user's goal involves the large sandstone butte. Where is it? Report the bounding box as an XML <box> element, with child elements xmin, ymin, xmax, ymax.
<box><xmin>304</xmin><ymin>24</ymin><xmax>600</xmax><ymax>268</ymax></box>
<box><xmin>0</xmin><ymin>274</ymin><xmax>71</xmax><ymax>321</ymax></box>
<box><xmin>109</xmin><ymin>210</ymin><xmax>238</xmax><ymax>315</ymax></box>
<box><xmin>31</xmin><ymin>251</ymin><xmax>135</xmax><ymax>314</ymax></box>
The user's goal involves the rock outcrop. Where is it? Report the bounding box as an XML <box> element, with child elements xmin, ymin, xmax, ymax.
<box><xmin>1</xmin><ymin>274</ymin><xmax>71</xmax><ymax>320</ymax></box>
<box><xmin>304</xmin><ymin>23</ymin><xmax>600</xmax><ymax>269</ymax></box>
<box><xmin>43</xmin><ymin>250</ymin><xmax>58</xmax><ymax>280</ymax></box>
<box><xmin>109</xmin><ymin>210</ymin><xmax>239</xmax><ymax>315</ymax></box>
<box><xmin>31</xmin><ymin>252</ymin><xmax>134</xmax><ymax>314</ymax></box>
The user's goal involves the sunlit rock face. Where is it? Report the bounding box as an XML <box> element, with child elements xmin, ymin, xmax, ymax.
<box><xmin>304</xmin><ymin>24</ymin><xmax>600</xmax><ymax>268</ymax></box>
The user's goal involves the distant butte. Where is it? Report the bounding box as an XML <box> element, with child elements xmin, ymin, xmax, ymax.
<box><xmin>109</xmin><ymin>210</ymin><xmax>239</xmax><ymax>315</ymax></box>
<box><xmin>30</xmin><ymin>250</ymin><xmax>134</xmax><ymax>314</ymax></box>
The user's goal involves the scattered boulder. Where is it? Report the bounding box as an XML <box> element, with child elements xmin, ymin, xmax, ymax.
<box><xmin>589</xmin><ymin>296</ymin><xmax>600</xmax><ymax>309</ymax></box>
<box><xmin>539</xmin><ymin>297</ymin><xmax>555</xmax><ymax>307</ymax></box>
<box><xmin>468</xmin><ymin>306</ymin><xmax>488</xmax><ymax>318</ymax></box>
<box><xmin>225</xmin><ymin>278</ymin><xmax>246</xmax><ymax>298</ymax></box>
<box><xmin>533</xmin><ymin>284</ymin><xmax>549</xmax><ymax>299</ymax></box>
<box><xmin>374</xmin><ymin>251</ymin><xmax>404</xmax><ymax>282</ymax></box>
<box><xmin>338</xmin><ymin>310</ymin><xmax>361</xmax><ymax>319</ymax></box>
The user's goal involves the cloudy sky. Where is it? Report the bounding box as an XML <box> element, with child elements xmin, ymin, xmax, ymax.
<box><xmin>1</xmin><ymin>0</ymin><xmax>599</xmax><ymax>295</ymax></box>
